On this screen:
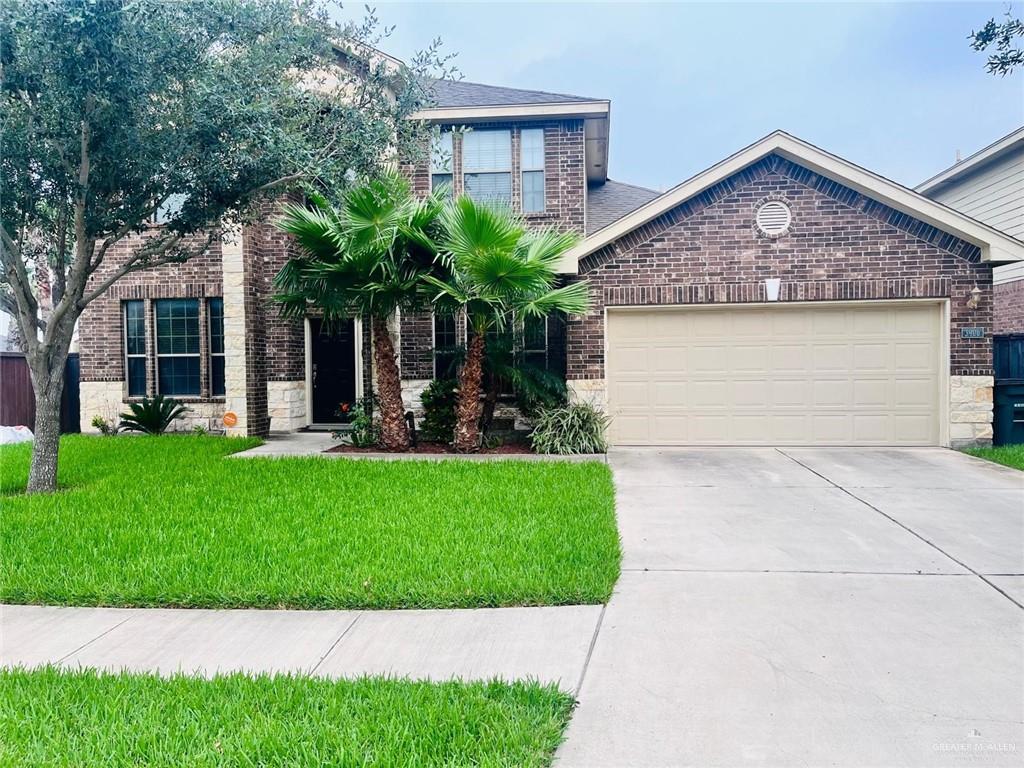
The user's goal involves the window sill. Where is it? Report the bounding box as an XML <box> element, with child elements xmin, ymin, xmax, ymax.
<box><xmin>125</xmin><ymin>396</ymin><xmax>225</xmax><ymax>404</ymax></box>
<box><xmin>523</xmin><ymin>211</ymin><xmax>557</xmax><ymax>220</ymax></box>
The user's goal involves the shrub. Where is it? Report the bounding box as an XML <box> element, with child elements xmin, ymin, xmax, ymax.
<box><xmin>348</xmin><ymin>395</ymin><xmax>381</xmax><ymax>448</ymax></box>
<box><xmin>419</xmin><ymin>379</ymin><xmax>457</xmax><ymax>443</ymax></box>
<box><xmin>90</xmin><ymin>415</ymin><xmax>120</xmax><ymax>436</ymax></box>
<box><xmin>529</xmin><ymin>402</ymin><xmax>609</xmax><ymax>455</ymax></box>
<box><xmin>118</xmin><ymin>395</ymin><xmax>189</xmax><ymax>435</ymax></box>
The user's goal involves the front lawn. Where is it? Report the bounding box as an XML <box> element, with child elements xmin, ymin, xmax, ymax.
<box><xmin>962</xmin><ymin>444</ymin><xmax>1024</xmax><ymax>471</ymax></box>
<box><xmin>0</xmin><ymin>435</ymin><xmax>619</xmax><ymax>609</ymax></box>
<box><xmin>0</xmin><ymin>667</ymin><xmax>573</xmax><ymax>767</ymax></box>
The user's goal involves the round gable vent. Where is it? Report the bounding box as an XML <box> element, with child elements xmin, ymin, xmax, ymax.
<box><xmin>755</xmin><ymin>200</ymin><xmax>792</xmax><ymax>236</ymax></box>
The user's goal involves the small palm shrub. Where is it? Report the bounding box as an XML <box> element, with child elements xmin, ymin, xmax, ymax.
<box><xmin>119</xmin><ymin>395</ymin><xmax>190</xmax><ymax>435</ymax></box>
<box><xmin>419</xmin><ymin>379</ymin><xmax>457</xmax><ymax>444</ymax></box>
<box><xmin>529</xmin><ymin>402</ymin><xmax>609</xmax><ymax>455</ymax></box>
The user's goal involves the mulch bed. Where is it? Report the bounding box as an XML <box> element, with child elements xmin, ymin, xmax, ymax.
<box><xmin>326</xmin><ymin>441</ymin><xmax>534</xmax><ymax>455</ymax></box>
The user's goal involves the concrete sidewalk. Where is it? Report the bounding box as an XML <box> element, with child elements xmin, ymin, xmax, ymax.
<box><xmin>1</xmin><ymin>603</ymin><xmax>601</xmax><ymax>688</ymax></box>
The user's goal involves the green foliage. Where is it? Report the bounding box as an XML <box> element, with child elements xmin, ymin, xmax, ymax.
<box><xmin>90</xmin><ymin>415</ymin><xmax>119</xmax><ymax>437</ymax></box>
<box><xmin>424</xmin><ymin>197</ymin><xmax>590</xmax><ymax>338</ymax></box>
<box><xmin>1</xmin><ymin>0</ymin><xmax>446</xmax><ymax>256</ymax></box>
<box><xmin>419</xmin><ymin>378</ymin><xmax>458</xmax><ymax>443</ymax></box>
<box><xmin>119</xmin><ymin>395</ymin><xmax>190</xmax><ymax>435</ymax></box>
<box><xmin>962</xmin><ymin>444</ymin><xmax>1024</xmax><ymax>471</ymax></box>
<box><xmin>484</xmin><ymin>334</ymin><xmax>567</xmax><ymax>415</ymax></box>
<box><xmin>530</xmin><ymin>403</ymin><xmax>610</xmax><ymax>455</ymax></box>
<box><xmin>0</xmin><ymin>435</ymin><xmax>620</xmax><ymax>609</ymax></box>
<box><xmin>0</xmin><ymin>667</ymin><xmax>574</xmax><ymax>768</ymax></box>
<box><xmin>274</xmin><ymin>173</ymin><xmax>449</xmax><ymax>323</ymax></box>
<box><xmin>971</xmin><ymin>9</ymin><xmax>1024</xmax><ymax>75</ymax></box>
<box><xmin>347</xmin><ymin>395</ymin><xmax>382</xmax><ymax>448</ymax></box>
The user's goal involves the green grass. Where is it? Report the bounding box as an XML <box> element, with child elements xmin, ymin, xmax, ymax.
<box><xmin>0</xmin><ymin>667</ymin><xmax>574</xmax><ymax>767</ymax></box>
<box><xmin>962</xmin><ymin>444</ymin><xmax>1024</xmax><ymax>471</ymax></box>
<box><xmin>0</xmin><ymin>435</ymin><xmax>620</xmax><ymax>609</ymax></box>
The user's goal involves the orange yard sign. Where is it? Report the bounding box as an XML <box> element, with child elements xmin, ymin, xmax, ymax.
<box><xmin>222</xmin><ymin>411</ymin><xmax>238</xmax><ymax>428</ymax></box>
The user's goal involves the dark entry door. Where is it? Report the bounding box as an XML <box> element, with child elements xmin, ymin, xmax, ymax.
<box><xmin>310</xmin><ymin>318</ymin><xmax>357</xmax><ymax>423</ymax></box>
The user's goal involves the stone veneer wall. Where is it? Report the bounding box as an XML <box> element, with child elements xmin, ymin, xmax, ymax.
<box><xmin>566</xmin><ymin>153</ymin><xmax>995</xmax><ymax>447</ymax></box>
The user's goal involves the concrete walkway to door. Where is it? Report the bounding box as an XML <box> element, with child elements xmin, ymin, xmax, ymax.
<box><xmin>557</xmin><ymin>447</ymin><xmax>1024</xmax><ymax>768</ymax></box>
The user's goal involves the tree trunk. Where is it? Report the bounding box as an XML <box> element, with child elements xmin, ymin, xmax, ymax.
<box><xmin>480</xmin><ymin>370</ymin><xmax>500</xmax><ymax>438</ymax></box>
<box><xmin>453</xmin><ymin>333</ymin><xmax>485</xmax><ymax>452</ymax></box>
<box><xmin>26</xmin><ymin>364</ymin><xmax>65</xmax><ymax>494</ymax></box>
<box><xmin>371</xmin><ymin>315</ymin><xmax>410</xmax><ymax>451</ymax></box>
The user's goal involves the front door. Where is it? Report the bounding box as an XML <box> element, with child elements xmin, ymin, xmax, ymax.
<box><xmin>310</xmin><ymin>318</ymin><xmax>357</xmax><ymax>423</ymax></box>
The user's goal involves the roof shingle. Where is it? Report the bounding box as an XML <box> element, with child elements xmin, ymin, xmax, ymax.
<box><xmin>424</xmin><ymin>78</ymin><xmax>599</xmax><ymax>108</ymax></box>
<box><xmin>586</xmin><ymin>179</ymin><xmax>661</xmax><ymax>235</ymax></box>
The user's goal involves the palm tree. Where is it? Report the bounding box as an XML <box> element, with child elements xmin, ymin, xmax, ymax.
<box><xmin>425</xmin><ymin>197</ymin><xmax>590</xmax><ymax>452</ymax></box>
<box><xmin>274</xmin><ymin>172</ymin><xmax>446</xmax><ymax>451</ymax></box>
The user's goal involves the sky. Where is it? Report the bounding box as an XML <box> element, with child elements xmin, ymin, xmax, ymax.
<box><xmin>336</xmin><ymin>1</ymin><xmax>1024</xmax><ymax>192</ymax></box>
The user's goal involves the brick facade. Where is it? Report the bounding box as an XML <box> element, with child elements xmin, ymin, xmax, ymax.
<box><xmin>403</xmin><ymin>119</ymin><xmax>586</xmax><ymax>234</ymax></box>
<box><xmin>994</xmin><ymin>279</ymin><xmax>1024</xmax><ymax>335</ymax></box>
<box><xmin>568</xmin><ymin>154</ymin><xmax>993</xmax><ymax>382</ymax></box>
<box><xmin>79</xmin><ymin>234</ymin><xmax>224</xmax><ymax>390</ymax></box>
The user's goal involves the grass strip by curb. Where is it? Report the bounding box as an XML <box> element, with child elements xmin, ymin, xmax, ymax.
<box><xmin>0</xmin><ymin>666</ymin><xmax>574</xmax><ymax>767</ymax></box>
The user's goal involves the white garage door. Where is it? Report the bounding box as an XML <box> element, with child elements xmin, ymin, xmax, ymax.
<box><xmin>606</xmin><ymin>302</ymin><xmax>943</xmax><ymax>446</ymax></box>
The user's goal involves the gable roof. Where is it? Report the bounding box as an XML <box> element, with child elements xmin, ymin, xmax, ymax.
<box><xmin>916</xmin><ymin>126</ymin><xmax>1024</xmax><ymax>195</ymax></box>
<box><xmin>586</xmin><ymin>180</ymin><xmax>661</xmax><ymax>235</ymax></box>
<box><xmin>424</xmin><ymin>78</ymin><xmax>598</xmax><ymax>108</ymax></box>
<box><xmin>555</xmin><ymin>130</ymin><xmax>1024</xmax><ymax>274</ymax></box>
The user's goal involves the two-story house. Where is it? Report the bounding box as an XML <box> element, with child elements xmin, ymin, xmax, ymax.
<box><xmin>916</xmin><ymin>127</ymin><xmax>1024</xmax><ymax>336</ymax></box>
<box><xmin>77</xmin><ymin>70</ymin><xmax>1024</xmax><ymax>447</ymax></box>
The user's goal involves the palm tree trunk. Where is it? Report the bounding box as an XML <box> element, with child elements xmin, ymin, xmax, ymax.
<box><xmin>453</xmin><ymin>332</ymin><xmax>485</xmax><ymax>452</ymax></box>
<box><xmin>480</xmin><ymin>372</ymin><xmax>500</xmax><ymax>438</ymax></box>
<box><xmin>371</xmin><ymin>315</ymin><xmax>410</xmax><ymax>451</ymax></box>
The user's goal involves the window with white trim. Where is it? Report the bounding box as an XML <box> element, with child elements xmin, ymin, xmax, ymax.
<box><xmin>155</xmin><ymin>298</ymin><xmax>201</xmax><ymax>396</ymax></box>
<box><xmin>520</xmin><ymin>128</ymin><xmax>545</xmax><ymax>213</ymax></box>
<box><xmin>430</xmin><ymin>131</ymin><xmax>453</xmax><ymax>194</ymax></box>
<box><xmin>123</xmin><ymin>300</ymin><xmax>147</xmax><ymax>397</ymax></box>
<box><xmin>462</xmin><ymin>129</ymin><xmax>511</xmax><ymax>206</ymax></box>
<box><xmin>208</xmin><ymin>298</ymin><xmax>225</xmax><ymax>397</ymax></box>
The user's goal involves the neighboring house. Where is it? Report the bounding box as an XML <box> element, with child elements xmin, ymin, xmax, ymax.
<box><xmin>77</xmin><ymin>71</ymin><xmax>1024</xmax><ymax>447</ymax></box>
<box><xmin>917</xmin><ymin>127</ymin><xmax>1024</xmax><ymax>336</ymax></box>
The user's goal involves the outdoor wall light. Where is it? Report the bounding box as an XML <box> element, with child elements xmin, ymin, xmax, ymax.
<box><xmin>966</xmin><ymin>284</ymin><xmax>982</xmax><ymax>310</ymax></box>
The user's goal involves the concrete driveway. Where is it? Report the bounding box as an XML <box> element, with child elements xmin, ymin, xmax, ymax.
<box><xmin>558</xmin><ymin>448</ymin><xmax>1024</xmax><ymax>768</ymax></box>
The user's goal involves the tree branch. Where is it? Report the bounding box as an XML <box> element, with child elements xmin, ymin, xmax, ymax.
<box><xmin>77</xmin><ymin>231</ymin><xmax>217</xmax><ymax>308</ymax></box>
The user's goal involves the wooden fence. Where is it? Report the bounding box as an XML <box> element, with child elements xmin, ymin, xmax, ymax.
<box><xmin>0</xmin><ymin>352</ymin><xmax>81</xmax><ymax>433</ymax></box>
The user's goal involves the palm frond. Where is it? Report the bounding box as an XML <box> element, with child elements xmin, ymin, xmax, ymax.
<box><xmin>517</xmin><ymin>280</ymin><xmax>591</xmax><ymax>318</ymax></box>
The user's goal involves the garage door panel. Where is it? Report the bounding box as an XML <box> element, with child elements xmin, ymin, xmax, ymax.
<box><xmin>853</xmin><ymin>343</ymin><xmax>890</xmax><ymax>370</ymax></box>
<box><xmin>651</xmin><ymin>346</ymin><xmax>688</xmax><ymax>373</ymax></box>
<box><xmin>812</xmin><ymin>379</ymin><xmax>851</xmax><ymax>407</ymax></box>
<box><xmin>607</xmin><ymin>303</ymin><xmax>942</xmax><ymax>446</ymax></box>
<box><xmin>894</xmin><ymin>342</ymin><xmax>935</xmax><ymax>370</ymax></box>
<box><xmin>772</xmin><ymin>345</ymin><xmax>811</xmax><ymax>372</ymax></box>
<box><xmin>771</xmin><ymin>379</ymin><xmax>810</xmax><ymax>407</ymax></box>
<box><xmin>853</xmin><ymin>379</ymin><xmax>891</xmax><ymax>407</ymax></box>
<box><xmin>652</xmin><ymin>381</ymin><xmax>688</xmax><ymax>406</ymax></box>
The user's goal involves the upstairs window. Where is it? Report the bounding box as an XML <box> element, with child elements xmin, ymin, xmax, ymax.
<box><xmin>463</xmin><ymin>130</ymin><xmax>511</xmax><ymax>206</ymax></box>
<box><xmin>123</xmin><ymin>300</ymin><xmax>147</xmax><ymax>397</ymax></box>
<box><xmin>155</xmin><ymin>299</ymin><xmax>200</xmax><ymax>396</ymax></box>
<box><xmin>208</xmin><ymin>298</ymin><xmax>225</xmax><ymax>397</ymax></box>
<box><xmin>430</xmin><ymin>131</ymin><xmax>453</xmax><ymax>194</ymax></box>
<box><xmin>520</xmin><ymin>128</ymin><xmax>546</xmax><ymax>213</ymax></box>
